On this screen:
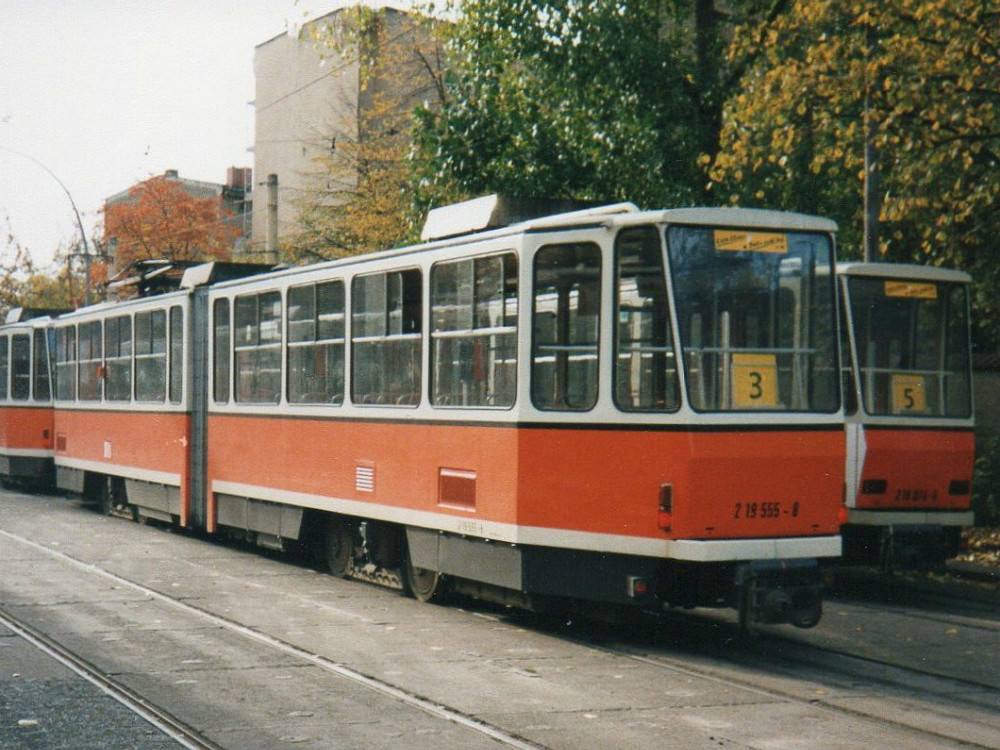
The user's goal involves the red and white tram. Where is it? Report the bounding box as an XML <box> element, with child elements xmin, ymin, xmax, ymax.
<box><xmin>0</xmin><ymin>308</ymin><xmax>61</xmax><ymax>488</ymax></box>
<box><xmin>838</xmin><ymin>262</ymin><xmax>975</xmax><ymax>570</ymax></box>
<box><xmin>51</xmin><ymin>198</ymin><xmax>846</xmax><ymax>628</ymax></box>
<box><xmin>52</xmin><ymin>289</ymin><xmax>192</xmax><ymax>518</ymax></box>
<box><xmin>50</xmin><ymin>263</ymin><xmax>264</xmax><ymax>521</ymax></box>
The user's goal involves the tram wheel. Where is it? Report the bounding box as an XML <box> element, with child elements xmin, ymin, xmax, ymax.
<box><xmin>736</xmin><ymin>583</ymin><xmax>759</xmax><ymax>636</ymax></box>
<box><xmin>323</xmin><ymin>516</ymin><xmax>355</xmax><ymax>578</ymax></box>
<box><xmin>404</xmin><ymin>557</ymin><xmax>446</xmax><ymax>603</ymax></box>
<box><xmin>879</xmin><ymin>530</ymin><xmax>897</xmax><ymax>576</ymax></box>
<box><xmin>97</xmin><ymin>478</ymin><xmax>114</xmax><ymax>516</ymax></box>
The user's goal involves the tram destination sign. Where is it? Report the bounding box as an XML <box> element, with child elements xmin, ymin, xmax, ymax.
<box><xmin>714</xmin><ymin>230</ymin><xmax>789</xmax><ymax>254</ymax></box>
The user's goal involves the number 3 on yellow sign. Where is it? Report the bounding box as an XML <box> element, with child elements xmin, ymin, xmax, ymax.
<box><xmin>731</xmin><ymin>353</ymin><xmax>778</xmax><ymax>408</ymax></box>
<box><xmin>891</xmin><ymin>373</ymin><xmax>926</xmax><ymax>414</ymax></box>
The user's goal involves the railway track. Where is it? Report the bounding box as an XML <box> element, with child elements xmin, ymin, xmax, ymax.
<box><xmin>505</xmin><ymin>569</ymin><xmax>1000</xmax><ymax>748</ymax></box>
<box><xmin>0</xmin><ymin>606</ymin><xmax>219</xmax><ymax>750</ymax></box>
<box><xmin>566</xmin><ymin>609</ymin><xmax>1000</xmax><ymax>750</ymax></box>
<box><xmin>2</xmin><ymin>492</ymin><xmax>999</xmax><ymax>749</ymax></box>
<box><xmin>0</xmin><ymin>525</ymin><xmax>543</xmax><ymax>750</ymax></box>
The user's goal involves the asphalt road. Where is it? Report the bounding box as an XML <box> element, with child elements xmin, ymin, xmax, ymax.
<box><xmin>2</xmin><ymin>489</ymin><xmax>998</xmax><ymax>750</ymax></box>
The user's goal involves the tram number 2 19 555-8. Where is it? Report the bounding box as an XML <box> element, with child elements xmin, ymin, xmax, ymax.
<box><xmin>733</xmin><ymin>501</ymin><xmax>800</xmax><ymax>520</ymax></box>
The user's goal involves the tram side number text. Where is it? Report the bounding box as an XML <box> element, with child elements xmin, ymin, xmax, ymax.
<box><xmin>733</xmin><ymin>501</ymin><xmax>800</xmax><ymax>520</ymax></box>
<box><xmin>894</xmin><ymin>488</ymin><xmax>938</xmax><ymax>503</ymax></box>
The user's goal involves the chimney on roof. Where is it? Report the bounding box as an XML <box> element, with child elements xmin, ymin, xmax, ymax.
<box><xmin>227</xmin><ymin>167</ymin><xmax>252</xmax><ymax>190</ymax></box>
<box><xmin>165</xmin><ymin>169</ymin><xmax>179</xmax><ymax>178</ymax></box>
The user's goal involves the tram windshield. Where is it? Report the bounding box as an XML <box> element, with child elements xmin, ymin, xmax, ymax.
<box><xmin>666</xmin><ymin>226</ymin><xmax>838</xmax><ymax>412</ymax></box>
<box><xmin>844</xmin><ymin>276</ymin><xmax>971</xmax><ymax>418</ymax></box>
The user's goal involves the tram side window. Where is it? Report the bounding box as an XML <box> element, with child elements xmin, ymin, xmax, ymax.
<box><xmin>351</xmin><ymin>269</ymin><xmax>422</xmax><ymax>405</ymax></box>
<box><xmin>214</xmin><ymin>299</ymin><xmax>230</xmax><ymax>404</ymax></box>
<box><xmin>287</xmin><ymin>281</ymin><xmax>345</xmax><ymax>404</ymax></box>
<box><xmin>77</xmin><ymin>322</ymin><xmax>103</xmax><ymax>401</ymax></box>
<box><xmin>532</xmin><ymin>242</ymin><xmax>601</xmax><ymax>411</ymax></box>
<box><xmin>11</xmin><ymin>334</ymin><xmax>30</xmax><ymax>400</ymax></box>
<box><xmin>614</xmin><ymin>227</ymin><xmax>679</xmax><ymax>412</ymax></box>
<box><xmin>135</xmin><ymin>310</ymin><xmax>167</xmax><ymax>402</ymax></box>
<box><xmin>944</xmin><ymin>285</ymin><xmax>972</xmax><ymax>417</ymax></box>
<box><xmin>169</xmin><ymin>305</ymin><xmax>183</xmax><ymax>404</ymax></box>
<box><xmin>55</xmin><ymin>327</ymin><xmax>76</xmax><ymax>401</ymax></box>
<box><xmin>32</xmin><ymin>329</ymin><xmax>52</xmax><ymax>401</ymax></box>
<box><xmin>0</xmin><ymin>336</ymin><xmax>7</xmax><ymax>400</ymax></box>
<box><xmin>431</xmin><ymin>253</ymin><xmax>517</xmax><ymax>408</ymax></box>
<box><xmin>104</xmin><ymin>315</ymin><xmax>132</xmax><ymax>402</ymax></box>
<box><xmin>234</xmin><ymin>291</ymin><xmax>282</xmax><ymax>404</ymax></box>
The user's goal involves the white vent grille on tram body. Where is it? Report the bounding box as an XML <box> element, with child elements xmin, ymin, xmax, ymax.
<box><xmin>355</xmin><ymin>465</ymin><xmax>375</xmax><ymax>493</ymax></box>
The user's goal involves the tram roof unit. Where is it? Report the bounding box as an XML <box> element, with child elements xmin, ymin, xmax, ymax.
<box><xmin>4</xmin><ymin>307</ymin><xmax>71</xmax><ymax>324</ymax></box>
<box><xmin>419</xmin><ymin>194</ymin><xmax>627</xmax><ymax>241</ymax></box>
<box><xmin>648</xmin><ymin>206</ymin><xmax>837</xmax><ymax>233</ymax></box>
<box><xmin>837</xmin><ymin>261</ymin><xmax>971</xmax><ymax>284</ymax></box>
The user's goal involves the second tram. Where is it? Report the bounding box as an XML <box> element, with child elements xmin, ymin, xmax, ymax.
<box><xmin>0</xmin><ymin>308</ymin><xmax>61</xmax><ymax>488</ymax></box>
<box><xmin>838</xmin><ymin>262</ymin><xmax>975</xmax><ymax>570</ymax></box>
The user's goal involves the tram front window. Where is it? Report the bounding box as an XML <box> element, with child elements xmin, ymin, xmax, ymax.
<box><xmin>667</xmin><ymin>226</ymin><xmax>838</xmax><ymax>413</ymax></box>
<box><xmin>845</xmin><ymin>277</ymin><xmax>971</xmax><ymax>418</ymax></box>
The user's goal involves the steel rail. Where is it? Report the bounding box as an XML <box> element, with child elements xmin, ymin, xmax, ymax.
<box><xmin>0</xmin><ymin>606</ymin><xmax>223</xmax><ymax>750</ymax></box>
<box><xmin>0</xmin><ymin>528</ymin><xmax>545</xmax><ymax>750</ymax></box>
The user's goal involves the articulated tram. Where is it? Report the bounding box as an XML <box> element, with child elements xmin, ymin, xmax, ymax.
<box><xmin>36</xmin><ymin>197</ymin><xmax>846</xmax><ymax>628</ymax></box>
<box><xmin>838</xmin><ymin>262</ymin><xmax>975</xmax><ymax>571</ymax></box>
<box><xmin>0</xmin><ymin>308</ymin><xmax>62</xmax><ymax>488</ymax></box>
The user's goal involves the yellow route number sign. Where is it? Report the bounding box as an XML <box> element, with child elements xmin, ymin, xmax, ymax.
<box><xmin>731</xmin><ymin>353</ymin><xmax>778</xmax><ymax>408</ymax></box>
<box><xmin>891</xmin><ymin>373</ymin><xmax>927</xmax><ymax>414</ymax></box>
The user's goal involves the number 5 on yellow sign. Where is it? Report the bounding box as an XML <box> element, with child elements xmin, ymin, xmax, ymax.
<box><xmin>891</xmin><ymin>373</ymin><xmax>926</xmax><ymax>414</ymax></box>
<box><xmin>731</xmin><ymin>353</ymin><xmax>778</xmax><ymax>408</ymax></box>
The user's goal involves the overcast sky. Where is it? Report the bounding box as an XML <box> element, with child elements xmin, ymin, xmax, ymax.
<box><xmin>0</xmin><ymin>0</ymin><xmax>394</xmax><ymax>270</ymax></box>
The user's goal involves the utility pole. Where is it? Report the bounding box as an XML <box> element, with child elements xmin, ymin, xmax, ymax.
<box><xmin>863</xmin><ymin>16</ymin><xmax>881</xmax><ymax>262</ymax></box>
<box><xmin>863</xmin><ymin>111</ymin><xmax>880</xmax><ymax>262</ymax></box>
<box><xmin>71</xmin><ymin>238</ymin><xmax>111</xmax><ymax>307</ymax></box>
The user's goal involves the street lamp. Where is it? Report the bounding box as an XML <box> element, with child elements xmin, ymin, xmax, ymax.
<box><xmin>0</xmin><ymin>145</ymin><xmax>96</xmax><ymax>305</ymax></box>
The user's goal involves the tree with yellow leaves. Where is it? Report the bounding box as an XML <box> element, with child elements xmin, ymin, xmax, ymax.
<box><xmin>712</xmin><ymin>0</ymin><xmax>999</xmax><ymax>348</ymax></box>
<box><xmin>287</xmin><ymin>6</ymin><xmax>446</xmax><ymax>262</ymax></box>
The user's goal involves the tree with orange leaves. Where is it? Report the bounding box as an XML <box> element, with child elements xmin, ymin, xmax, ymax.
<box><xmin>102</xmin><ymin>174</ymin><xmax>238</xmax><ymax>268</ymax></box>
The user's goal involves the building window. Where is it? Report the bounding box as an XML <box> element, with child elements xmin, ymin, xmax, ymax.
<box><xmin>214</xmin><ymin>299</ymin><xmax>230</xmax><ymax>404</ymax></box>
<box><xmin>287</xmin><ymin>281</ymin><xmax>345</xmax><ymax>404</ymax></box>
<box><xmin>532</xmin><ymin>243</ymin><xmax>601</xmax><ymax>410</ymax></box>
<box><xmin>351</xmin><ymin>269</ymin><xmax>422</xmax><ymax>405</ymax></box>
<box><xmin>234</xmin><ymin>291</ymin><xmax>282</xmax><ymax>404</ymax></box>
<box><xmin>104</xmin><ymin>315</ymin><xmax>132</xmax><ymax>402</ymax></box>
<box><xmin>55</xmin><ymin>327</ymin><xmax>76</xmax><ymax>401</ymax></box>
<box><xmin>77</xmin><ymin>322</ymin><xmax>103</xmax><ymax>401</ymax></box>
<box><xmin>614</xmin><ymin>227</ymin><xmax>679</xmax><ymax>412</ymax></box>
<box><xmin>431</xmin><ymin>253</ymin><xmax>517</xmax><ymax>407</ymax></box>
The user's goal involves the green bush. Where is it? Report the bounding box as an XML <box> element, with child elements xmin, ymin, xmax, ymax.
<box><xmin>973</xmin><ymin>434</ymin><xmax>1000</xmax><ymax>526</ymax></box>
